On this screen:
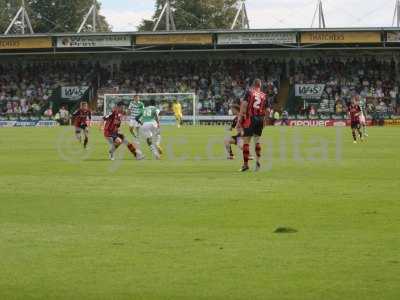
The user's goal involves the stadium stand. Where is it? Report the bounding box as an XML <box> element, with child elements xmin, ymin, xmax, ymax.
<box><xmin>0</xmin><ymin>61</ymin><xmax>107</xmax><ymax>118</ymax></box>
<box><xmin>288</xmin><ymin>57</ymin><xmax>400</xmax><ymax>117</ymax></box>
<box><xmin>1</xmin><ymin>56</ymin><xmax>399</xmax><ymax>120</ymax></box>
<box><xmin>98</xmin><ymin>58</ymin><xmax>283</xmax><ymax>115</ymax></box>
<box><xmin>1</xmin><ymin>58</ymin><xmax>283</xmax><ymax>118</ymax></box>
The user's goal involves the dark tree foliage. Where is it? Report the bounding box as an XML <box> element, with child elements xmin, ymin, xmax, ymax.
<box><xmin>0</xmin><ymin>0</ymin><xmax>110</xmax><ymax>34</ymax></box>
<box><xmin>139</xmin><ymin>0</ymin><xmax>241</xmax><ymax>31</ymax></box>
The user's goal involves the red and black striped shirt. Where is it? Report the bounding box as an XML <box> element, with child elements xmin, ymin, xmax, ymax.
<box><xmin>73</xmin><ymin>109</ymin><xmax>91</xmax><ymax>127</ymax></box>
<box><xmin>245</xmin><ymin>88</ymin><xmax>267</xmax><ymax>118</ymax></box>
<box><xmin>103</xmin><ymin>110</ymin><xmax>122</xmax><ymax>137</ymax></box>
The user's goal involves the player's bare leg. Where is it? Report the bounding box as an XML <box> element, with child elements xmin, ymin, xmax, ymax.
<box><xmin>361</xmin><ymin>122</ymin><xmax>368</xmax><ymax>137</ymax></box>
<box><xmin>129</xmin><ymin>126</ymin><xmax>136</xmax><ymax>138</ymax></box>
<box><xmin>75</xmin><ymin>128</ymin><xmax>82</xmax><ymax>144</ymax></box>
<box><xmin>129</xmin><ymin>126</ymin><xmax>141</xmax><ymax>147</ymax></box>
<box><xmin>254</xmin><ymin>136</ymin><xmax>262</xmax><ymax>171</ymax></box>
<box><xmin>108</xmin><ymin>136</ymin><xmax>143</xmax><ymax>161</ymax></box>
<box><xmin>357</xmin><ymin>126</ymin><xmax>363</xmax><ymax>142</ymax></box>
<box><xmin>156</xmin><ymin>145</ymin><xmax>163</xmax><ymax>155</ymax></box>
<box><xmin>126</xmin><ymin>141</ymin><xmax>140</xmax><ymax>159</ymax></box>
<box><xmin>108</xmin><ymin>138</ymin><xmax>117</xmax><ymax>161</ymax></box>
<box><xmin>83</xmin><ymin>128</ymin><xmax>89</xmax><ymax>149</ymax></box>
<box><xmin>124</xmin><ymin>134</ymin><xmax>144</xmax><ymax>160</ymax></box>
<box><xmin>121</xmin><ymin>138</ymin><xmax>144</xmax><ymax>160</ymax></box>
<box><xmin>110</xmin><ymin>137</ymin><xmax>127</xmax><ymax>160</ymax></box>
<box><xmin>130</xmin><ymin>127</ymin><xmax>144</xmax><ymax>159</ymax></box>
<box><xmin>224</xmin><ymin>137</ymin><xmax>235</xmax><ymax>160</ymax></box>
<box><xmin>352</xmin><ymin>128</ymin><xmax>358</xmax><ymax>144</ymax></box>
<box><xmin>176</xmin><ymin>116</ymin><xmax>182</xmax><ymax>128</ymax></box>
<box><xmin>360</xmin><ymin>114</ymin><xmax>368</xmax><ymax>137</ymax></box>
<box><xmin>147</xmin><ymin>138</ymin><xmax>161</xmax><ymax>160</ymax></box>
<box><xmin>110</xmin><ymin>138</ymin><xmax>124</xmax><ymax>160</ymax></box>
<box><xmin>237</xmin><ymin>137</ymin><xmax>244</xmax><ymax>151</ymax></box>
<box><xmin>135</xmin><ymin>126</ymin><xmax>142</xmax><ymax>146</ymax></box>
<box><xmin>363</xmin><ymin>124</ymin><xmax>368</xmax><ymax>137</ymax></box>
<box><xmin>155</xmin><ymin>128</ymin><xmax>163</xmax><ymax>155</ymax></box>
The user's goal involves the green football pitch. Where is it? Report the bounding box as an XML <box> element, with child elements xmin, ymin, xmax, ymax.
<box><xmin>0</xmin><ymin>126</ymin><xmax>399</xmax><ymax>300</ymax></box>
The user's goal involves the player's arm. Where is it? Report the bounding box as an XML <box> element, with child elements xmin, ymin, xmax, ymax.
<box><xmin>356</xmin><ymin>106</ymin><xmax>362</xmax><ymax>117</ymax></box>
<box><xmin>236</xmin><ymin>100</ymin><xmax>248</xmax><ymax>136</ymax></box>
<box><xmin>103</xmin><ymin>113</ymin><xmax>112</xmax><ymax>121</ymax></box>
<box><xmin>263</xmin><ymin>96</ymin><xmax>268</xmax><ymax>126</ymax></box>
<box><xmin>136</xmin><ymin>103</ymin><xmax>145</xmax><ymax>124</ymax></box>
<box><xmin>238</xmin><ymin>100</ymin><xmax>248</xmax><ymax>124</ymax></box>
<box><xmin>72</xmin><ymin>109</ymin><xmax>79</xmax><ymax>122</ymax></box>
<box><xmin>230</xmin><ymin>119</ymin><xmax>236</xmax><ymax>131</ymax></box>
<box><xmin>140</xmin><ymin>103</ymin><xmax>145</xmax><ymax>114</ymax></box>
<box><xmin>128</xmin><ymin>102</ymin><xmax>134</xmax><ymax>112</ymax></box>
<box><xmin>100</xmin><ymin>113</ymin><xmax>111</xmax><ymax>131</ymax></box>
<box><xmin>88</xmin><ymin>111</ymin><xmax>92</xmax><ymax>127</ymax></box>
<box><xmin>237</xmin><ymin>91</ymin><xmax>250</xmax><ymax>130</ymax></box>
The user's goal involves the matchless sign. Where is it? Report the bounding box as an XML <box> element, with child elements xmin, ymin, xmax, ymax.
<box><xmin>301</xmin><ymin>31</ymin><xmax>381</xmax><ymax>44</ymax></box>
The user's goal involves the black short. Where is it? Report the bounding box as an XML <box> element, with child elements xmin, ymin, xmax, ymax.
<box><xmin>243</xmin><ymin>116</ymin><xmax>264</xmax><ymax>137</ymax></box>
<box><xmin>111</xmin><ymin>133</ymin><xmax>125</xmax><ymax>142</ymax></box>
<box><xmin>351</xmin><ymin>121</ymin><xmax>361</xmax><ymax>129</ymax></box>
<box><xmin>231</xmin><ymin>134</ymin><xmax>240</xmax><ymax>145</ymax></box>
<box><xmin>75</xmin><ymin>125</ymin><xmax>88</xmax><ymax>134</ymax></box>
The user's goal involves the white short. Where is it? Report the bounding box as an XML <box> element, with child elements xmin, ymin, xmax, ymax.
<box><xmin>140</xmin><ymin>122</ymin><xmax>158</xmax><ymax>139</ymax></box>
<box><xmin>359</xmin><ymin>115</ymin><xmax>366</xmax><ymax>125</ymax></box>
<box><xmin>129</xmin><ymin>119</ymin><xmax>141</xmax><ymax>128</ymax></box>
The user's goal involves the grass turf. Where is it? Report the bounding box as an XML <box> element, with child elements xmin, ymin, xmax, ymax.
<box><xmin>0</xmin><ymin>126</ymin><xmax>399</xmax><ymax>300</ymax></box>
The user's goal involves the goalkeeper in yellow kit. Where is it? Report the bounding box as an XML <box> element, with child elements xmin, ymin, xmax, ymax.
<box><xmin>172</xmin><ymin>100</ymin><xmax>183</xmax><ymax>128</ymax></box>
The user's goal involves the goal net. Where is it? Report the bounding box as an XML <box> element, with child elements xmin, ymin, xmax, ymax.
<box><xmin>103</xmin><ymin>93</ymin><xmax>197</xmax><ymax>125</ymax></box>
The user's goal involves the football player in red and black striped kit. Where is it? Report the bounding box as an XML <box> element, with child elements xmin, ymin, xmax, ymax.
<box><xmin>237</xmin><ymin>79</ymin><xmax>267</xmax><ymax>172</ymax></box>
<box><xmin>102</xmin><ymin>102</ymin><xmax>143</xmax><ymax>161</ymax></box>
<box><xmin>348</xmin><ymin>97</ymin><xmax>363</xmax><ymax>144</ymax></box>
<box><xmin>72</xmin><ymin>102</ymin><xmax>91</xmax><ymax>149</ymax></box>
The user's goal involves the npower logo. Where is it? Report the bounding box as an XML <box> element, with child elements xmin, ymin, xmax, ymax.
<box><xmin>290</xmin><ymin>120</ymin><xmax>330</xmax><ymax>127</ymax></box>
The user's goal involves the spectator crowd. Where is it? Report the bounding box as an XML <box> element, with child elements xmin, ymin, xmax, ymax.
<box><xmin>0</xmin><ymin>58</ymin><xmax>282</xmax><ymax>118</ymax></box>
<box><xmin>0</xmin><ymin>61</ymin><xmax>106</xmax><ymax>118</ymax></box>
<box><xmin>1</xmin><ymin>56</ymin><xmax>400</xmax><ymax>120</ymax></box>
<box><xmin>290</xmin><ymin>57</ymin><xmax>400</xmax><ymax>117</ymax></box>
<box><xmin>100</xmin><ymin>58</ymin><xmax>283</xmax><ymax>115</ymax></box>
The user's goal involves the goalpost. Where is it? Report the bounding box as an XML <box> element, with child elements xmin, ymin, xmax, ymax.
<box><xmin>103</xmin><ymin>93</ymin><xmax>197</xmax><ymax>125</ymax></box>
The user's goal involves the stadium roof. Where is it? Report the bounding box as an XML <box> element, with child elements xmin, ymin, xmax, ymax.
<box><xmin>1</xmin><ymin>27</ymin><xmax>400</xmax><ymax>56</ymax></box>
<box><xmin>1</xmin><ymin>27</ymin><xmax>400</xmax><ymax>38</ymax></box>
